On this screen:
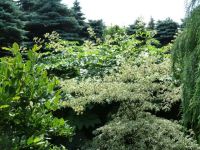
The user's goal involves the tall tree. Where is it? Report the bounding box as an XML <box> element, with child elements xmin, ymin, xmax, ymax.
<box><xmin>18</xmin><ymin>0</ymin><xmax>80</xmax><ymax>41</ymax></box>
<box><xmin>126</xmin><ymin>17</ymin><xmax>150</xmax><ymax>43</ymax></box>
<box><xmin>0</xmin><ymin>0</ymin><xmax>25</xmax><ymax>49</ymax></box>
<box><xmin>71</xmin><ymin>0</ymin><xmax>88</xmax><ymax>41</ymax></box>
<box><xmin>155</xmin><ymin>18</ymin><xmax>179</xmax><ymax>46</ymax></box>
<box><xmin>126</xmin><ymin>17</ymin><xmax>146</xmax><ymax>35</ymax></box>
<box><xmin>172</xmin><ymin>0</ymin><xmax>200</xmax><ymax>141</ymax></box>
<box><xmin>147</xmin><ymin>17</ymin><xmax>155</xmax><ymax>30</ymax></box>
<box><xmin>72</xmin><ymin>0</ymin><xmax>85</xmax><ymax>28</ymax></box>
<box><xmin>88</xmin><ymin>19</ymin><xmax>105</xmax><ymax>41</ymax></box>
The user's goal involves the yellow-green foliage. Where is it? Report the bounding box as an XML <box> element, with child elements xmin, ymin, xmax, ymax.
<box><xmin>62</xmin><ymin>55</ymin><xmax>180</xmax><ymax>114</ymax></box>
<box><xmin>84</xmin><ymin>113</ymin><xmax>200</xmax><ymax>150</ymax></box>
<box><xmin>36</xmin><ymin>31</ymin><xmax>164</xmax><ymax>78</ymax></box>
<box><xmin>59</xmin><ymin>53</ymin><xmax>199</xmax><ymax>149</ymax></box>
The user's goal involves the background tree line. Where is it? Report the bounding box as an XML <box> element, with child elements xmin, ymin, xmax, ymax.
<box><xmin>0</xmin><ymin>0</ymin><xmax>105</xmax><ymax>48</ymax></box>
<box><xmin>1</xmin><ymin>0</ymin><xmax>180</xmax><ymax>50</ymax></box>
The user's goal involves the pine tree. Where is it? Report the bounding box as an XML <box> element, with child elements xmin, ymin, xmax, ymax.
<box><xmin>155</xmin><ymin>18</ymin><xmax>179</xmax><ymax>46</ymax></box>
<box><xmin>126</xmin><ymin>17</ymin><xmax>146</xmax><ymax>35</ymax></box>
<box><xmin>0</xmin><ymin>0</ymin><xmax>25</xmax><ymax>49</ymax></box>
<box><xmin>88</xmin><ymin>19</ymin><xmax>105</xmax><ymax>40</ymax></box>
<box><xmin>72</xmin><ymin>0</ymin><xmax>85</xmax><ymax>28</ymax></box>
<box><xmin>18</xmin><ymin>0</ymin><xmax>80</xmax><ymax>41</ymax></box>
<box><xmin>71</xmin><ymin>0</ymin><xmax>88</xmax><ymax>41</ymax></box>
<box><xmin>126</xmin><ymin>18</ymin><xmax>149</xmax><ymax>42</ymax></box>
<box><xmin>17</xmin><ymin>0</ymin><xmax>36</xmax><ymax>12</ymax></box>
<box><xmin>147</xmin><ymin>17</ymin><xmax>155</xmax><ymax>30</ymax></box>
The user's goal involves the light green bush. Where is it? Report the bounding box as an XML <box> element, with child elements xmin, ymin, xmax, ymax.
<box><xmin>62</xmin><ymin>55</ymin><xmax>180</xmax><ymax>114</ymax></box>
<box><xmin>83</xmin><ymin>113</ymin><xmax>200</xmax><ymax>150</ymax></box>
<box><xmin>36</xmin><ymin>30</ymin><xmax>162</xmax><ymax>78</ymax></box>
<box><xmin>60</xmin><ymin>53</ymin><xmax>200</xmax><ymax>149</ymax></box>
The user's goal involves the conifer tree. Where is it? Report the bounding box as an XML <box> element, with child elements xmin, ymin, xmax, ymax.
<box><xmin>126</xmin><ymin>18</ymin><xmax>149</xmax><ymax>42</ymax></box>
<box><xmin>72</xmin><ymin>0</ymin><xmax>85</xmax><ymax>28</ymax></box>
<box><xmin>18</xmin><ymin>0</ymin><xmax>80</xmax><ymax>41</ymax></box>
<box><xmin>155</xmin><ymin>18</ymin><xmax>179</xmax><ymax>46</ymax></box>
<box><xmin>0</xmin><ymin>0</ymin><xmax>25</xmax><ymax>49</ymax></box>
<box><xmin>126</xmin><ymin>17</ymin><xmax>146</xmax><ymax>35</ymax></box>
<box><xmin>147</xmin><ymin>17</ymin><xmax>155</xmax><ymax>30</ymax></box>
<box><xmin>88</xmin><ymin>19</ymin><xmax>105</xmax><ymax>40</ymax></box>
<box><xmin>17</xmin><ymin>0</ymin><xmax>35</xmax><ymax>12</ymax></box>
<box><xmin>72</xmin><ymin>0</ymin><xmax>88</xmax><ymax>41</ymax></box>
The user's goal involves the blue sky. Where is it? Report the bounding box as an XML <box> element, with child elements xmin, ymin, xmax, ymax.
<box><xmin>62</xmin><ymin>0</ymin><xmax>186</xmax><ymax>26</ymax></box>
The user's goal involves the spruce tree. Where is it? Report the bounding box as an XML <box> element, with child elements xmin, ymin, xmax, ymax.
<box><xmin>126</xmin><ymin>17</ymin><xmax>146</xmax><ymax>35</ymax></box>
<box><xmin>72</xmin><ymin>0</ymin><xmax>85</xmax><ymax>28</ymax></box>
<box><xmin>17</xmin><ymin>0</ymin><xmax>36</xmax><ymax>12</ymax></box>
<box><xmin>0</xmin><ymin>0</ymin><xmax>25</xmax><ymax>49</ymax></box>
<box><xmin>155</xmin><ymin>18</ymin><xmax>179</xmax><ymax>46</ymax></box>
<box><xmin>19</xmin><ymin>0</ymin><xmax>80</xmax><ymax>41</ymax></box>
<box><xmin>147</xmin><ymin>17</ymin><xmax>155</xmax><ymax>30</ymax></box>
<box><xmin>72</xmin><ymin>0</ymin><xmax>88</xmax><ymax>41</ymax></box>
<box><xmin>88</xmin><ymin>19</ymin><xmax>105</xmax><ymax>40</ymax></box>
<box><xmin>126</xmin><ymin>18</ymin><xmax>149</xmax><ymax>42</ymax></box>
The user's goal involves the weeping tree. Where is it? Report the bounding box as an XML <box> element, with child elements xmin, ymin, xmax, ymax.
<box><xmin>172</xmin><ymin>0</ymin><xmax>200</xmax><ymax>141</ymax></box>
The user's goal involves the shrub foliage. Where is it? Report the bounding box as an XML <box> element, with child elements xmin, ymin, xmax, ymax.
<box><xmin>0</xmin><ymin>43</ymin><xmax>73</xmax><ymax>149</ymax></box>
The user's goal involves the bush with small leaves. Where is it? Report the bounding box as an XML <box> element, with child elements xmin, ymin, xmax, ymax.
<box><xmin>59</xmin><ymin>53</ymin><xmax>200</xmax><ymax>149</ymax></box>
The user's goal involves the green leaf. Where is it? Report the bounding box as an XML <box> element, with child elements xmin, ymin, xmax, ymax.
<box><xmin>12</xmin><ymin>96</ymin><xmax>20</xmax><ymax>101</ymax></box>
<box><xmin>0</xmin><ymin>105</ymin><xmax>10</xmax><ymax>109</ymax></box>
<box><xmin>13</xmin><ymin>43</ymin><xmax>19</xmax><ymax>51</ymax></box>
<box><xmin>32</xmin><ymin>44</ymin><xmax>42</xmax><ymax>52</ymax></box>
<box><xmin>2</xmin><ymin>47</ymin><xmax>11</xmax><ymax>51</ymax></box>
<box><xmin>27</xmin><ymin>136</ymin><xmax>34</xmax><ymax>145</ymax></box>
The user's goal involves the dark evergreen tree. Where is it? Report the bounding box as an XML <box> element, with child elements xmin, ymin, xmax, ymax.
<box><xmin>104</xmin><ymin>25</ymin><xmax>125</xmax><ymax>37</ymax></box>
<box><xmin>126</xmin><ymin>18</ymin><xmax>151</xmax><ymax>43</ymax></box>
<box><xmin>88</xmin><ymin>19</ymin><xmax>105</xmax><ymax>40</ymax></box>
<box><xmin>72</xmin><ymin>0</ymin><xmax>89</xmax><ymax>41</ymax></box>
<box><xmin>155</xmin><ymin>18</ymin><xmax>179</xmax><ymax>46</ymax></box>
<box><xmin>17</xmin><ymin>0</ymin><xmax>36</xmax><ymax>12</ymax></box>
<box><xmin>126</xmin><ymin>17</ymin><xmax>146</xmax><ymax>35</ymax></box>
<box><xmin>147</xmin><ymin>17</ymin><xmax>155</xmax><ymax>30</ymax></box>
<box><xmin>72</xmin><ymin>0</ymin><xmax>85</xmax><ymax>28</ymax></box>
<box><xmin>0</xmin><ymin>0</ymin><xmax>25</xmax><ymax>49</ymax></box>
<box><xmin>18</xmin><ymin>0</ymin><xmax>80</xmax><ymax>41</ymax></box>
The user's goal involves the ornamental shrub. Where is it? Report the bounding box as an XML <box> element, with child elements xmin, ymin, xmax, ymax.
<box><xmin>0</xmin><ymin>43</ymin><xmax>73</xmax><ymax>149</ymax></box>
